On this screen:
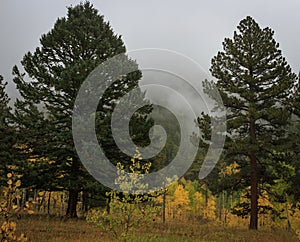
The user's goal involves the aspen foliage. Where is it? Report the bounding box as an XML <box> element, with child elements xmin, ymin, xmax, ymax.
<box><xmin>204</xmin><ymin>195</ymin><xmax>216</xmax><ymax>220</ymax></box>
<box><xmin>171</xmin><ymin>184</ymin><xmax>190</xmax><ymax>218</ymax></box>
<box><xmin>155</xmin><ymin>179</ymin><xmax>217</xmax><ymax>222</ymax></box>
<box><xmin>257</xmin><ymin>190</ymin><xmax>273</xmax><ymax>228</ymax></box>
<box><xmin>292</xmin><ymin>205</ymin><xmax>300</xmax><ymax>240</ymax></box>
<box><xmin>0</xmin><ymin>173</ymin><xmax>31</xmax><ymax>242</ymax></box>
<box><xmin>192</xmin><ymin>192</ymin><xmax>205</xmax><ymax>218</ymax></box>
<box><xmin>219</xmin><ymin>161</ymin><xmax>240</xmax><ymax>177</ymax></box>
<box><xmin>87</xmin><ymin>148</ymin><xmax>159</xmax><ymax>241</ymax></box>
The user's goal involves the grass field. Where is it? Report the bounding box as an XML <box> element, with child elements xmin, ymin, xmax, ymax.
<box><xmin>14</xmin><ymin>214</ymin><xmax>299</xmax><ymax>242</ymax></box>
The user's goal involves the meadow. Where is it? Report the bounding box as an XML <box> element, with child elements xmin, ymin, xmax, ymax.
<box><xmin>14</xmin><ymin>214</ymin><xmax>299</xmax><ymax>242</ymax></box>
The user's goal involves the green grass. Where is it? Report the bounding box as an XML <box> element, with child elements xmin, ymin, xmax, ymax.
<box><xmin>14</xmin><ymin>214</ymin><xmax>299</xmax><ymax>242</ymax></box>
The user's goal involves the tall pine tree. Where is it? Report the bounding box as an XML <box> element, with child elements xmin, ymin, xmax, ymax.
<box><xmin>13</xmin><ymin>2</ymin><xmax>149</xmax><ymax>217</ymax></box>
<box><xmin>208</xmin><ymin>16</ymin><xmax>297</xmax><ymax>229</ymax></box>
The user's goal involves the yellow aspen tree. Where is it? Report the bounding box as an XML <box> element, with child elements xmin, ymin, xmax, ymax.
<box><xmin>193</xmin><ymin>191</ymin><xmax>205</xmax><ymax>218</ymax></box>
<box><xmin>258</xmin><ymin>190</ymin><xmax>273</xmax><ymax>228</ymax></box>
<box><xmin>292</xmin><ymin>204</ymin><xmax>300</xmax><ymax>240</ymax></box>
<box><xmin>204</xmin><ymin>195</ymin><xmax>216</xmax><ymax>220</ymax></box>
<box><xmin>171</xmin><ymin>184</ymin><xmax>190</xmax><ymax>220</ymax></box>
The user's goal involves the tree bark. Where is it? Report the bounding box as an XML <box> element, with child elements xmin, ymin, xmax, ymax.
<box><xmin>47</xmin><ymin>192</ymin><xmax>51</xmax><ymax>215</ymax></box>
<box><xmin>81</xmin><ymin>190</ymin><xmax>88</xmax><ymax>212</ymax></box>
<box><xmin>249</xmin><ymin>118</ymin><xmax>258</xmax><ymax>230</ymax></box>
<box><xmin>66</xmin><ymin>189</ymin><xmax>78</xmax><ymax>218</ymax></box>
<box><xmin>249</xmin><ymin>152</ymin><xmax>258</xmax><ymax>230</ymax></box>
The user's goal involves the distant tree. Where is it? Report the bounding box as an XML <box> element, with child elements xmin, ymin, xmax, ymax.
<box><xmin>0</xmin><ymin>75</ymin><xmax>16</xmax><ymax>185</ymax></box>
<box><xmin>207</xmin><ymin>16</ymin><xmax>297</xmax><ymax>230</ymax></box>
<box><xmin>148</xmin><ymin>106</ymin><xmax>180</xmax><ymax>172</ymax></box>
<box><xmin>13</xmin><ymin>2</ymin><xmax>151</xmax><ymax>218</ymax></box>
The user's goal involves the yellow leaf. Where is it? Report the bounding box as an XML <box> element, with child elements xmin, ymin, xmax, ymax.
<box><xmin>18</xmin><ymin>233</ymin><xmax>27</xmax><ymax>241</ymax></box>
<box><xmin>27</xmin><ymin>210</ymin><xmax>34</xmax><ymax>215</ymax></box>
<box><xmin>9</xmin><ymin>221</ymin><xmax>16</xmax><ymax>228</ymax></box>
<box><xmin>15</xmin><ymin>180</ymin><xmax>21</xmax><ymax>187</ymax></box>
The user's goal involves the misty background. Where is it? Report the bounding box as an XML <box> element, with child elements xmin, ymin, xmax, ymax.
<box><xmin>1</xmin><ymin>0</ymin><xmax>299</xmax><ymax>103</ymax></box>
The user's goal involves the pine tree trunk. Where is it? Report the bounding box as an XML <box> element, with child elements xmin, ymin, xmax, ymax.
<box><xmin>47</xmin><ymin>192</ymin><xmax>51</xmax><ymax>215</ymax></box>
<box><xmin>66</xmin><ymin>189</ymin><xmax>78</xmax><ymax>218</ymax></box>
<box><xmin>249</xmin><ymin>152</ymin><xmax>258</xmax><ymax>230</ymax></box>
<box><xmin>249</xmin><ymin>119</ymin><xmax>258</xmax><ymax>230</ymax></box>
<box><xmin>81</xmin><ymin>191</ymin><xmax>88</xmax><ymax>212</ymax></box>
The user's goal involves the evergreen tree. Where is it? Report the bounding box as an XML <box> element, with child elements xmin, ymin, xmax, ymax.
<box><xmin>208</xmin><ymin>16</ymin><xmax>297</xmax><ymax>230</ymax></box>
<box><xmin>288</xmin><ymin>74</ymin><xmax>300</xmax><ymax>202</ymax></box>
<box><xmin>292</xmin><ymin>73</ymin><xmax>300</xmax><ymax>116</ymax></box>
<box><xmin>13</xmin><ymin>2</ymin><xmax>150</xmax><ymax>218</ymax></box>
<box><xmin>0</xmin><ymin>75</ymin><xmax>16</xmax><ymax>185</ymax></box>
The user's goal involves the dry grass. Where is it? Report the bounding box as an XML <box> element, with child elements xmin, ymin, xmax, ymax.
<box><xmin>14</xmin><ymin>214</ymin><xmax>299</xmax><ymax>242</ymax></box>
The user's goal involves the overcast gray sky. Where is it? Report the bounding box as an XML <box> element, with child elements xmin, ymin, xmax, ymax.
<box><xmin>1</xmin><ymin>0</ymin><xmax>300</xmax><ymax>100</ymax></box>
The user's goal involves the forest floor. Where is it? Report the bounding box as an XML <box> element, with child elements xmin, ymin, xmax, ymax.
<box><xmin>15</xmin><ymin>214</ymin><xmax>299</xmax><ymax>242</ymax></box>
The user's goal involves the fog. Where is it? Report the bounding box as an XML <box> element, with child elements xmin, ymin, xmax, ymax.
<box><xmin>1</xmin><ymin>0</ymin><xmax>299</xmax><ymax>102</ymax></box>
